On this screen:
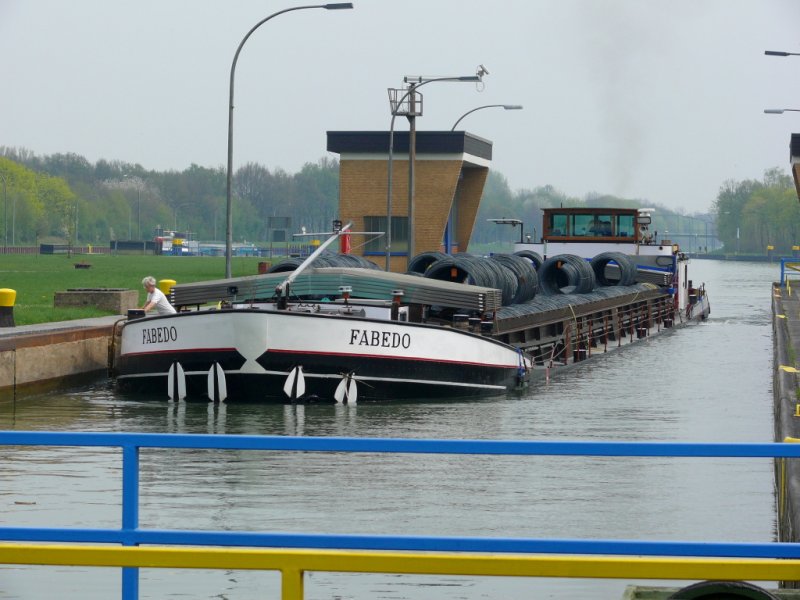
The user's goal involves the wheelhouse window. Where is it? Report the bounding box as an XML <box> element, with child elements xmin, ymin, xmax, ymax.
<box><xmin>363</xmin><ymin>216</ymin><xmax>408</xmax><ymax>255</ymax></box>
<box><xmin>616</xmin><ymin>214</ymin><xmax>635</xmax><ymax>238</ymax></box>
<box><xmin>548</xmin><ymin>213</ymin><xmax>568</xmax><ymax>236</ymax></box>
<box><xmin>542</xmin><ymin>208</ymin><xmax>640</xmax><ymax>240</ymax></box>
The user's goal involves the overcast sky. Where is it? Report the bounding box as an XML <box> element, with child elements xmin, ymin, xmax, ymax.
<box><xmin>2</xmin><ymin>0</ymin><xmax>800</xmax><ymax>213</ymax></box>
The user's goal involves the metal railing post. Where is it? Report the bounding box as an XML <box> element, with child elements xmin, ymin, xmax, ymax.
<box><xmin>282</xmin><ymin>568</ymin><xmax>304</xmax><ymax>600</ymax></box>
<box><xmin>121</xmin><ymin>442</ymin><xmax>140</xmax><ymax>600</ymax></box>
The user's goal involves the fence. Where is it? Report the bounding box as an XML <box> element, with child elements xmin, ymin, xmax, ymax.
<box><xmin>1</xmin><ymin>431</ymin><xmax>798</xmax><ymax>600</ymax></box>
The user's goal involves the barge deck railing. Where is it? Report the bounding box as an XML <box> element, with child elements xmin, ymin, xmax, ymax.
<box><xmin>0</xmin><ymin>431</ymin><xmax>797</xmax><ymax>599</ymax></box>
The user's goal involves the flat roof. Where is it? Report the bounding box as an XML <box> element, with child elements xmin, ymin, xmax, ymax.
<box><xmin>326</xmin><ymin>131</ymin><xmax>492</xmax><ymax>161</ymax></box>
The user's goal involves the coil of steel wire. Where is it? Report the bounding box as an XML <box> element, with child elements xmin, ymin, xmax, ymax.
<box><xmin>407</xmin><ymin>251</ymin><xmax>449</xmax><ymax>275</ymax></box>
<box><xmin>590</xmin><ymin>251</ymin><xmax>637</xmax><ymax>286</ymax></box>
<box><xmin>267</xmin><ymin>252</ymin><xmax>379</xmax><ymax>273</ymax></box>
<box><xmin>424</xmin><ymin>254</ymin><xmax>518</xmax><ymax>305</ymax></box>
<box><xmin>489</xmin><ymin>253</ymin><xmax>539</xmax><ymax>303</ymax></box>
<box><xmin>513</xmin><ymin>249</ymin><xmax>544</xmax><ymax>271</ymax></box>
<box><xmin>538</xmin><ymin>253</ymin><xmax>596</xmax><ymax>295</ymax></box>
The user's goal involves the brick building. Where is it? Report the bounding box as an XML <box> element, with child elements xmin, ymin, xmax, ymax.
<box><xmin>327</xmin><ymin>131</ymin><xmax>492</xmax><ymax>273</ymax></box>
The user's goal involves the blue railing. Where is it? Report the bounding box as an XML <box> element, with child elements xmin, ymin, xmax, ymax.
<box><xmin>780</xmin><ymin>256</ymin><xmax>800</xmax><ymax>286</ymax></box>
<box><xmin>0</xmin><ymin>431</ymin><xmax>795</xmax><ymax>599</ymax></box>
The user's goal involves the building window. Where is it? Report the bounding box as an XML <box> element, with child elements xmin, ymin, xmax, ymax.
<box><xmin>363</xmin><ymin>216</ymin><xmax>408</xmax><ymax>254</ymax></box>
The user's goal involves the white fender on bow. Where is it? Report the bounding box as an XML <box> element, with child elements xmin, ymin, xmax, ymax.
<box><xmin>334</xmin><ymin>372</ymin><xmax>358</xmax><ymax>404</ymax></box>
<box><xmin>167</xmin><ymin>362</ymin><xmax>187</xmax><ymax>401</ymax></box>
<box><xmin>283</xmin><ymin>366</ymin><xmax>306</xmax><ymax>400</ymax></box>
<box><xmin>207</xmin><ymin>363</ymin><xmax>228</xmax><ymax>403</ymax></box>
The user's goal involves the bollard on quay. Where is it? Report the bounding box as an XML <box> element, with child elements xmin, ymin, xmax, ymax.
<box><xmin>0</xmin><ymin>288</ymin><xmax>16</xmax><ymax>327</ymax></box>
<box><xmin>158</xmin><ymin>279</ymin><xmax>176</xmax><ymax>298</ymax></box>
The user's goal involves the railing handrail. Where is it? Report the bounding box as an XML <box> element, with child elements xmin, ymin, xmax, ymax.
<box><xmin>2</xmin><ymin>430</ymin><xmax>799</xmax><ymax>457</ymax></box>
<box><xmin>0</xmin><ymin>430</ymin><xmax>791</xmax><ymax>600</ymax></box>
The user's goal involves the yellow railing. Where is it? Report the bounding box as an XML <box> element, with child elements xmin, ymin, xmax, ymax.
<box><xmin>2</xmin><ymin>543</ymin><xmax>799</xmax><ymax>600</ymax></box>
<box><xmin>3</xmin><ymin>431</ymin><xmax>797</xmax><ymax>599</ymax></box>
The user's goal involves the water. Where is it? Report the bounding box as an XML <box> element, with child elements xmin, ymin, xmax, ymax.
<box><xmin>0</xmin><ymin>260</ymin><xmax>777</xmax><ymax>599</ymax></box>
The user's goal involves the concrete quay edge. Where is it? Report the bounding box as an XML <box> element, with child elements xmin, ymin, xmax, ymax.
<box><xmin>772</xmin><ymin>282</ymin><xmax>800</xmax><ymax>553</ymax></box>
<box><xmin>0</xmin><ymin>315</ymin><xmax>124</xmax><ymax>398</ymax></box>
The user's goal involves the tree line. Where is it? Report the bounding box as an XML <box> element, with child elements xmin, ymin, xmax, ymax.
<box><xmin>0</xmin><ymin>148</ymin><xmax>340</xmax><ymax>246</ymax></box>
<box><xmin>713</xmin><ymin>167</ymin><xmax>799</xmax><ymax>254</ymax></box>
<box><xmin>0</xmin><ymin>146</ymin><xmax>795</xmax><ymax>254</ymax></box>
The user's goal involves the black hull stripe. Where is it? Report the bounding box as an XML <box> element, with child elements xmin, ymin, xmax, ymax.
<box><xmin>266</xmin><ymin>348</ymin><xmax>517</xmax><ymax>369</ymax></box>
<box><xmin>124</xmin><ymin>347</ymin><xmax>237</xmax><ymax>358</ymax></box>
<box><xmin>117</xmin><ymin>370</ymin><xmax>508</xmax><ymax>391</ymax></box>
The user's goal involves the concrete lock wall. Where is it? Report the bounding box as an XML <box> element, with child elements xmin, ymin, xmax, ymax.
<box><xmin>0</xmin><ymin>318</ymin><xmax>119</xmax><ymax>399</ymax></box>
<box><xmin>772</xmin><ymin>280</ymin><xmax>800</xmax><ymax>574</ymax></box>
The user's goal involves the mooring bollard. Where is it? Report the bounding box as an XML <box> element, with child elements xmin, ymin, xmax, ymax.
<box><xmin>158</xmin><ymin>279</ymin><xmax>176</xmax><ymax>298</ymax></box>
<box><xmin>0</xmin><ymin>288</ymin><xmax>16</xmax><ymax>327</ymax></box>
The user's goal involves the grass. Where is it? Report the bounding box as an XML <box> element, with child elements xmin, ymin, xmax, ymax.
<box><xmin>0</xmin><ymin>253</ymin><xmax>275</xmax><ymax>325</ymax></box>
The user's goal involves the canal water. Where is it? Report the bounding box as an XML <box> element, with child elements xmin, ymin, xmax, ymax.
<box><xmin>0</xmin><ymin>260</ymin><xmax>777</xmax><ymax>599</ymax></box>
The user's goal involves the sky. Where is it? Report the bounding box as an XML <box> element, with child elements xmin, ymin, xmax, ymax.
<box><xmin>2</xmin><ymin>0</ymin><xmax>800</xmax><ymax>213</ymax></box>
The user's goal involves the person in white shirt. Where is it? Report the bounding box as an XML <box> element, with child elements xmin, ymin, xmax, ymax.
<box><xmin>141</xmin><ymin>276</ymin><xmax>177</xmax><ymax>315</ymax></box>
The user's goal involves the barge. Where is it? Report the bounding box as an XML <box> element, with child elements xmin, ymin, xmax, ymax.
<box><xmin>112</xmin><ymin>206</ymin><xmax>708</xmax><ymax>402</ymax></box>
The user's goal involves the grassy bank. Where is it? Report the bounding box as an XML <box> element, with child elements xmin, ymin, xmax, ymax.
<box><xmin>0</xmin><ymin>253</ymin><xmax>270</xmax><ymax>325</ymax></box>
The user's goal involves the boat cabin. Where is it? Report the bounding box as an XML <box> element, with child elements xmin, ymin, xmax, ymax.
<box><xmin>542</xmin><ymin>207</ymin><xmax>651</xmax><ymax>244</ymax></box>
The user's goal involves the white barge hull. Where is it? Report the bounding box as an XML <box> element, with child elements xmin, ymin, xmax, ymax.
<box><xmin>116</xmin><ymin>309</ymin><xmax>528</xmax><ymax>402</ymax></box>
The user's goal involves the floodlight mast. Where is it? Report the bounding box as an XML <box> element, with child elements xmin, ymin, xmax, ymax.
<box><xmin>384</xmin><ymin>67</ymin><xmax>487</xmax><ymax>271</ymax></box>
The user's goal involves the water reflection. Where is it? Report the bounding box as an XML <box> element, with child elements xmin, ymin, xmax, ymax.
<box><xmin>0</xmin><ymin>260</ymin><xmax>780</xmax><ymax>599</ymax></box>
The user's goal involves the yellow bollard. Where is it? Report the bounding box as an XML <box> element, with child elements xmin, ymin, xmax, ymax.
<box><xmin>158</xmin><ymin>279</ymin><xmax>176</xmax><ymax>297</ymax></box>
<box><xmin>158</xmin><ymin>279</ymin><xmax>177</xmax><ymax>309</ymax></box>
<box><xmin>0</xmin><ymin>288</ymin><xmax>16</xmax><ymax>327</ymax></box>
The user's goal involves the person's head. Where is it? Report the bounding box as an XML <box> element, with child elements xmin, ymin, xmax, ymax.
<box><xmin>142</xmin><ymin>276</ymin><xmax>156</xmax><ymax>291</ymax></box>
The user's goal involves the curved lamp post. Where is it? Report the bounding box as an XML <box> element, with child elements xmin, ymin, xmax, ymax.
<box><xmin>173</xmin><ymin>202</ymin><xmax>194</xmax><ymax>232</ymax></box>
<box><xmin>225</xmin><ymin>3</ymin><xmax>353</xmax><ymax>278</ymax></box>
<box><xmin>123</xmin><ymin>175</ymin><xmax>144</xmax><ymax>240</ymax></box>
<box><xmin>765</xmin><ymin>108</ymin><xmax>800</xmax><ymax>114</ymax></box>
<box><xmin>0</xmin><ymin>173</ymin><xmax>6</xmax><ymax>253</ymax></box>
<box><xmin>766</xmin><ymin>50</ymin><xmax>800</xmax><ymax>57</ymax></box>
<box><xmin>450</xmin><ymin>104</ymin><xmax>523</xmax><ymax>131</ymax></box>
<box><xmin>385</xmin><ymin>71</ymin><xmax>486</xmax><ymax>270</ymax></box>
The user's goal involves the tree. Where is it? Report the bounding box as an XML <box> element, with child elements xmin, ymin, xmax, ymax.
<box><xmin>37</xmin><ymin>174</ymin><xmax>76</xmax><ymax>245</ymax></box>
<box><xmin>713</xmin><ymin>168</ymin><xmax>798</xmax><ymax>254</ymax></box>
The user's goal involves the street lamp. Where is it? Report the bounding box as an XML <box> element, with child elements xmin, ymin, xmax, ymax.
<box><xmin>385</xmin><ymin>68</ymin><xmax>487</xmax><ymax>270</ymax></box>
<box><xmin>450</xmin><ymin>104</ymin><xmax>523</xmax><ymax>130</ymax></box>
<box><xmin>174</xmin><ymin>203</ymin><xmax>193</xmax><ymax>232</ymax></box>
<box><xmin>135</xmin><ymin>185</ymin><xmax>141</xmax><ymax>240</ymax></box>
<box><xmin>224</xmin><ymin>2</ymin><xmax>354</xmax><ymax>279</ymax></box>
<box><xmin>765</xmin><ymin>108</ymin><xmax>800</xmax><ymax>114</ymax></box>
<box><xmin>766</xmin><ymin>50</ymin><xmax>800</xmax><ymax>57</ymax></box>
<box><xmin>123</xmin><ymin>175</ymin><xmax>144</xmax><ymax>240</ymax></box>
<box><xmin>0</xmin><ymin>173</ymin><xmax>6</xmax><ymax>253</ymax></box>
